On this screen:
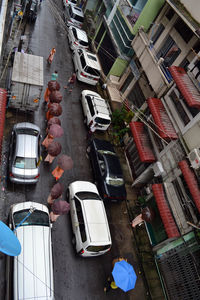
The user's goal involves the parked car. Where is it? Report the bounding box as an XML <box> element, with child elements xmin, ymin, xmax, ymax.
<box><xmin>8</xmin><ymin>122</ymin><xmax>41</xmax><ymax>184</ymax></box>
<box><xmin>63</xmin><ymin>4</ymin><xmax>84</xmax><ymax>29</ymax></box>
<box><xmin>63</xmin><ymin>0</ymin><xmax>77</xmax><ymax>8</ymax></box>
<box><xmin>87</xmin><ymin>139</ymin><xmax>127</xmax><ymax>202</ymax></box>
<box><xmin>81</xmin><ymin>90</ymin><xmax>111</xmax><ymax>131</ymax></box>
<box><xmin>7</xmin><ymin>202</ymin><xmax>54</xmax><ymax>300</ymax></box>
<box><xmin>67</xmin><ymin>181</ymin><xmax>112</xmax><ymax>257</ymax></box>
<box><xmin>68</xmin><ymin>26</ymin><xmax>89</xmax><ymax>51</ymax></box>
<box><xmin>72</xmin><ymin>49</ymin><xmax>101</xmax><ymax>85</ymax></box>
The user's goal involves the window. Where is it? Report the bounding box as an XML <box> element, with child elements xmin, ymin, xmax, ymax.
<box><xmin>86</xmin><ymin>96</ymin><xmax>95</xmax><ymax>116</ymax></box>
<box><xmin>166</xmin><ymin>8</ymin><xmax>175</xmax><ymax>20</ymax></box>
<box><xmin>169</xmin><ymin>90</ymin><xmax>190</xmax><ymax>126</ymax></box>
<box><xmin>13</xmin><ymin>210</ymin><xmax>49</xmax><ymax>227</ymax></box>
<box><xmin>79</xmin><ymin>51</ymin><xmax>86</xmax><ymax>69</ymax></box>
<box><xmin>75</xmin><ymin>198</ymin><xmax>86</xmax><ymax>242</ymax></box>
<box><xmin>97</xmin><ymin>153</ymin><xmax>106</xmax><ymax>175</ymax></box>
<box><xmin>174</xmin><ymin>18</ymin><xmax>193</xmax><ymax>43</ymax></box>
<box><xmin>85</xmin><ymin>66</ymin><xmax>100</xmax><ymax>77</ymax></box>
<box><xmin>127</xmin><ymin>81</ymin><xmax>146</xmax><ymax>108</ymax></box>
<box><xmin>120</xmin><ymin>72</ymin><xmax>134</xmax><ymax>93</ymax></box>
<box><xmin>157</xmin><ymin>36</ymin><xmax>181</xmax><ymax>67</ymax></box>
<box><xmin>151</xmin><ymin>24</ymin><xmax>165</xmax><ymax>45</ymax></box>
<box><xmin>14</xmin><ymin>157</ymin><xmax>37</xmax><ymax>169</ymax></box>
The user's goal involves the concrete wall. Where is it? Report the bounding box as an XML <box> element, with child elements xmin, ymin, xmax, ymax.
<box><xmin>180</xmin><ymin>0</ymin><xmax>200</xmax><ymax>23</ymax></box>
<box><xmin>133</xmin><ymin>0</ymin><xmax>165</xmax><ymax>35</ymax></box>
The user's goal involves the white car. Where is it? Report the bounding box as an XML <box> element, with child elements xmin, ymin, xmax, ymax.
<box><xmin>72</xmin><ymin>49</ymin><xmax>101</xmax><ymax>85</ymax></box>
<box><xmin>81</xmin><ymin>90</ymin><xmax>112</xmax><ymax>131</ymax></box>
<box><xmin>9</xmin><ymin>202</ymin><xmax>54</xmax><ymax>300</ymax></box>
<box><xmin>63</xmin><ymin>0</ymin><xmax>77</xmax><ymax>8</ymax></box>
<box><xmin>68</xmin><ymin>26</ymin><xmax>89</xmax><ymax>51</ymax></box>
<box><xmin>68</xmin><ymin>181</ymin><xmax>112</xmax><ymax>257</ymax></box>
<box><xmin>63</xmin><ymin>5</ymin><xmax>84</xmax><ymax>29</ymax></box>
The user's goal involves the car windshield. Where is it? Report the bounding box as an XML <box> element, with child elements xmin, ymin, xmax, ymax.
<box><xmin>86</xmin><ymin>245</ymin><xmax>111</xmax><ymax>252</ymax></box>
<box><xmin>97</xmin><ymin>150</ymin><xmax>115</xmax><ymax>156</ymax></box>
<box><xmin>95</xmin><ymin>117</ymin><xmax>111</xmax><ymax>125</ymax></box>
<box><xmin>13</xmin><ymin>209</ymin><xmax>49</xmax><ymax>227</ymax></box>
<box><xmin>14</xmin><ymin>157</ymin><xmax>37</xmax><ymax>169</ymax></box>
<box><xmin>75</xmin><ymin>192</ymin><xmax>101</xmax><ymax>201</ymax></box>
<box><xmin>106</xmin><ymin>176</ymin><xmax>124</xmax><ymax>186</ymax></box>
<box><xmin>16</xmin><ymin>128</ymin><xmax>39</xmax><ymax>136</ymax></box>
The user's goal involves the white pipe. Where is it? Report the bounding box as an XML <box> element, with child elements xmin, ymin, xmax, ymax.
<box><xmin>0</xmin><ymin>0</ymin><xmax>9</xmax><ymax>57</ymax></box>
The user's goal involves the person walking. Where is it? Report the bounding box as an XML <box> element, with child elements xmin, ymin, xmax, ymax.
<box><xmin>63</xmin><ymin>73</ymin><xmax>76</xmax><ymax>92</ymax></box>
<box><xmin>47</xmin><ymin>48</ymin><xmax>56</xmax><ymax>64</ymax></box>
<box><xmin>87</xmin><ymin>121</ymin><xmax>96</xmax><ymax>140</ymax></box>
<box><xmin>51</xmin><ymin>70</ymin><xmax>58</xmax><ymax>81</ymax></box>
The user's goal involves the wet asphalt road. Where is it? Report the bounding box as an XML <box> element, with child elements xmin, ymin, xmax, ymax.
<box><xmin>0</xmin><ymin>1</ymin><xmax>130</xmax><ymax>299</ymax></box>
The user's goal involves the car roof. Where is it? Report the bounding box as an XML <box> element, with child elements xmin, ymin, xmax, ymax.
<box><xmin>82</xmin><ymin>199</ymin><xmax>111</xmax><ymax>243</ymax></box>
<box><xmin>72</xmin><ymin>27</ymin><xmax>88</xmax><ymax>42</ymax></box>
<box><xmin>70</xmin><ymin>5</ymin><xmax>84</xmax><ymax>17</ymax></box>
<box><xmin>16</xmin><ymin>134</ymin><xmax>37</xmax><ymax>158</ymax></box>
<box><xmin>92</xmin><ymin>96</ymin><xmax>111</xmax><ymax>117</ymax></box>
<box><xmin>82</xmin><ymin>50</ymin><xmax>101</xmax><ymax>71</ymax></box>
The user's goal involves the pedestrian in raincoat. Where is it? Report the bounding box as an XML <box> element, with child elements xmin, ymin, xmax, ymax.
<box><xmin>63</xmin><ymin>73</ymin><xmax>76</xmax><ymax>92</ymax></box>
<box><xmin>47</xmin><ymin>48</ymin><xmax>56</xmax><ymax>64</ymax></box>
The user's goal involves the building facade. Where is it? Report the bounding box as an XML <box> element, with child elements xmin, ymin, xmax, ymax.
<box><xmin>110</xmin><ymin>1</ymin><xmax>200</xmax><ymax>298</ymax></box>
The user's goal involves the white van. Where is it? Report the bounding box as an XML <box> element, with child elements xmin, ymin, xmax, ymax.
<box><xmin>64</xmin><ymin>4</ymin><xmax>84</xmax><ymax>29</ymax></box>
<box><xmin>68</xmin><ymin>181</ymin><xmax>112</xmax><ymax>257</ymax></box>
<box><xmin>7</xmin><ymin>202</ymin><xmax>54</xmax><ymax>300</ymax></box>
<box><xmin>72</xmin><ymin>49</ymin><xmax>101</xmax><ymax>85</ymax></box>
<box><xmin>81</xmin><ymin>90</ymin><xmax>112</xmax><ymax>131</ymax></box>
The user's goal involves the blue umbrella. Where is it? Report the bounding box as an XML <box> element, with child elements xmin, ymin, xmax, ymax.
<box><xmin>0</xmin><ymin>221</ymin><xmax>21</xmax><ymax>256</ymax></box>
<box><xmin>112</xmin><ymin>260</ymin><xmax>137</xmax><ymax>292</ymax></box>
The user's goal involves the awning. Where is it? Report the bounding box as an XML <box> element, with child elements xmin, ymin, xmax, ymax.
<box><xmin>0</xmin><ymin>89</ymin><xmax>7</xmax><ymax>165</ymax></box>
<box><xmin>178</xmin><ymin>160</ymin><xmax>200</xmax><ymax>213</ymax></box>
<box><xmin>130</xmin><ymin>122</ymin><xmax>156</xmax><ymax>163</ymax></box>
<box><xmin>152</xmin><ymin>184</ymin><xmax>180</xmax><ymax>238</ymax></box>
<box><xmin>169</xmin><ymin>66</ymin><xmax>200</xmax><ymax>109</ymax></box>
<box><xmin>147</xmin><ymin>98</ymin><xmax>178</xmax><ymax>140</ymax></box>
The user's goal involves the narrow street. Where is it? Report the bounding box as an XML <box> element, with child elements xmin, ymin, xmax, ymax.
<box><xmin>0</xmin><ymin>0</ymin><xmax>137</xmax><ymax>299</ymax></box>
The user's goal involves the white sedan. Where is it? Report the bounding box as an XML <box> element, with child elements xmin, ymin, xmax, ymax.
<box><xmin>68</xmin><ymin>26</ymin><xmax>89</xmax><ymax>51</ymax></box>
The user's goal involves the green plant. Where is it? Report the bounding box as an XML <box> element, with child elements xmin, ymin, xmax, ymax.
<box><xmin>110</xmin><ymin>108</ymin><xmax>134</xmax><ymax>146</ymax></box>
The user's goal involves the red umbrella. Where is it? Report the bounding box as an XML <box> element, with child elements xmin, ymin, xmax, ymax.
<box><xmin>47</xmin><ymin>141</ymin><xmax>62</xmax><ymax>156</ymax></box>
<box><xmin>142</xmin><ymin>207</ymin><xmax>155</xmax><ymax>223</ymax></box>
<box><xmin>47</xmin><ymin>117</ymin><xmax>61</xmax><ymax>129</ymax></box>
<box><xmin>49</xmin><ymin>90</ymin><xmax>63</xmax><ymax>103</ymax></box>
<box><xmin>49</xmin><ymin>103</ymin><xmax>62</xmax><ymax>117</ymax></box>
<box><xmin>48</xmin><ymin>80</ymin><xmax>60</xmax><ymax>91</ymax></box>
<box><xmin>48</xmin><ymin>124</ymin><xmax>64</xmax><ymax>138</ymax></box>
<box><xmin>57</xmin><ymin>154</ymin><xmax>73</xmax><ymax>171</ymax></box>
<box><xmin>52</xmin><ymin>200</ymin><xmax>70</xmax><ymax>215</ymax></box>
<box><xmin>51</xmin><ymin>182</ymin><xmax>63</xmax><ymax>199</ymax></box>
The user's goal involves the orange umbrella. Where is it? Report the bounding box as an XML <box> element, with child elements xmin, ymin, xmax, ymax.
<box><xmin>51</xmin><ymin>166</ymin><xmax>64</xmax><ymax>181</ymax></box>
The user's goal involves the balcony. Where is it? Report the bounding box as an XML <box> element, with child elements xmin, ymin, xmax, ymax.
<box><xmin>132</xmin><ymin>28</ymin><xmax>172</xmax><ymax>97</ymax></box>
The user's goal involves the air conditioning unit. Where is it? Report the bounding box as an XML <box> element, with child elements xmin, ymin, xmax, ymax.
<box><xmin>188</xmin><ymin>148</ymin><xmax>200</xmax><ymax>169</ymax></box>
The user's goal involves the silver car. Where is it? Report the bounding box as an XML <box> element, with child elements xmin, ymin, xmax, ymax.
<box><xmin>9</xmin><ymin>122</ymin><xmax>41</xmax><ymax>184</ymax></box>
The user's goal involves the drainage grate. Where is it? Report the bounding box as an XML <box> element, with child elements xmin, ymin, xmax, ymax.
<box><xmin>157</xmin><ymin>237</ymin><xmax>200</xmax><ymax>300</ymax></box>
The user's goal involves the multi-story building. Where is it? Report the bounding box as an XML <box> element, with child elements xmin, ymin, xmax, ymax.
<box><xmin>85</xmin><ymin>0</ymin><xmax>165</xmax><ymax>77</ymax></box>
<box><xmin>105</xmin><ymin>1</ymin><xmax>200</xmax><ymax>299</ymax></box>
